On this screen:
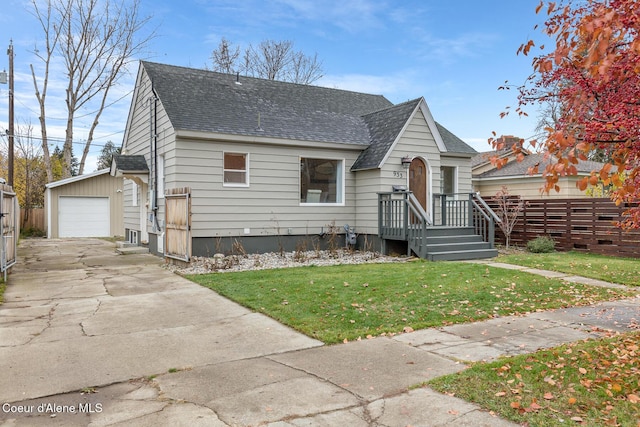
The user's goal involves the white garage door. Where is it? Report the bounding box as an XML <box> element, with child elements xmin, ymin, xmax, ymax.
<box><xmin>58</xmin><ymin>196</ymin><xmax>110</xmax><ymax>237</ymax></box>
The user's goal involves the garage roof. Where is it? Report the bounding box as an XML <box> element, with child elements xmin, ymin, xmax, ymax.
<box><xmin>45</xmin><ymin>169</ymin><xmax>111</xmax><ymax>189</ymax></box>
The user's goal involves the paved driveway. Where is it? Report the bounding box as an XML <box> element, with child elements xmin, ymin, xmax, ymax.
<box><xmin>0</xmin><ymin>239</ymin><xmax>522</xmax><ymax>426</ymax></box>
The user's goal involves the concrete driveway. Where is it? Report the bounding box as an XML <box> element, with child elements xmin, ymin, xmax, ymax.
<box><xmin>0</xmin><ymin>238</ymin><xmax>522</xmax><ymax>426</ymax></box>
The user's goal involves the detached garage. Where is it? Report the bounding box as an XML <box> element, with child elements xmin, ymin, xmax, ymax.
<box><xmin>45</xmin><ymin>169</ymin><xmax>124</xmax><ymax>238</ymax></box>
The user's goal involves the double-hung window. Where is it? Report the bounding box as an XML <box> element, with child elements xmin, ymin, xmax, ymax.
<box><xmin>300</xmin><ymin>158</ymin><xmax>344</xmax><ymax>204</ymax></box>
<box><xmin>440</xmin><ymin>166</ymin><xmax>457</xmax><ymax>195</ymax></box>
<box><xmin>223</xmin><ymin>152</ymin><xmax>249</xmax><ymax>186</ymax></box>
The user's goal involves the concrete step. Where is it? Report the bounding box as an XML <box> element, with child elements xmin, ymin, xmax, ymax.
<box><xmin>427</xmin><ymin>248</ymin><xmax>498</xmax><ymax>262</ymax></box>
<box><xmin>116</xmin><ymin>246</ymin><xmax>149</xmax><ymax>255</ymax></box>
<box><xmin>115</xmin><ymin>241</ymin><xmax>138</xmax><ymax>249</ymax></box>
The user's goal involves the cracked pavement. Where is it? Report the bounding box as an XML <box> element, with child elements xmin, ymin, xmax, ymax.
<box><xmin>1</xmin><ymin>239</ymin><xmax>637</xmax><ymax>426</ymax></box>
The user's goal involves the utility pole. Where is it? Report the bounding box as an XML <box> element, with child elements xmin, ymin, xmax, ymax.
<box><xmin>7</xmin><ymin>40</ymin><xmax>13</xmax><ymax>187</ymax></box>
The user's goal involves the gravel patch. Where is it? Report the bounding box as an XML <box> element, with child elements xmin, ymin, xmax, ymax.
<box><xmin>168</xmin><ymin>250</ymin><xmax>409</xmax><ymax>274</ymax></box>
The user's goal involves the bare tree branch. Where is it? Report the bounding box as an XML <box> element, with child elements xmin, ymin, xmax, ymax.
<box><xmin>30</xmin><ymin>0</ymin><xmax>155</xmax><ymax>178</ymax></box>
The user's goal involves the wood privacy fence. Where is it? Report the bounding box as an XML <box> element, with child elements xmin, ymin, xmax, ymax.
<box><xmin>488</xmin><ymin>198</ymin><xmax>640</xmax><ymax>258</ymax></box>
<box><xmin>20</xmin><ymin>208</ymin><xmax>45</xmax><ymax>231</ymax></box>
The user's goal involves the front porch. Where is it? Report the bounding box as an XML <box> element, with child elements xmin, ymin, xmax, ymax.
<box><xmin>378</xmin><ymin>191</ymin><xmax>500</xmax><ymax>261</ymax></box>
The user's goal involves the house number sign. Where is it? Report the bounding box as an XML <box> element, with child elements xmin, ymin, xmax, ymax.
<box><xmin>393</xmin><ymin>171</ymin><xmax>404</xmax><ymax>178</ymax></box>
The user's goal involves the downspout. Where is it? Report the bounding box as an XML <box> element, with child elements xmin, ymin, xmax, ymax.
<box><xmin>149</xmin><ymin>84</ymin><xmax>162</xmax><ymax>232</ymax></box>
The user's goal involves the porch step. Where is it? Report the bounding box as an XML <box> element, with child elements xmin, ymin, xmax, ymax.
<box><xmin>424</xmin><ymin>234</ymin><xmax>483</xmax><ymax>245</ymax></box>
<box><xmin>410</xmin><ymin>227</ymin><xmax>498</xmax><ymax>261</ymax></box>
<box><xmin>427</xmin><ymin>248</ymin><xmax>498</xmax><ymax>262</ymax></box>
<box><xmin>116</xmin><ymin>246</ymin><xmax>149</xmax><ymax>255</ymax></box>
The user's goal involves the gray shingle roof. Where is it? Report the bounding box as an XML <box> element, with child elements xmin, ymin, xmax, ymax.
<box><xmin>436</xmin><ymin>122</ymin><xmax>477</xmax><ymax>155</ymax></box>
<box><xmin>112</xmin><ymin>155</ymin><xmax>149</xmax><ymax>172</ymax></box>
<box><xmin>351</xmin><ymin>98</ymin><xmax>422</xmax><ymax>170</ymax></box>
<box><xmin>475</xmin><ymin>153</ymin><xmax>605</xmax><ymax>178</ymax></box>
<box><xmin>140</xmin><ymin>61</ymin><xmax>476</xmax><ymax>170</ymax></box>
<box><xmin>142</xmin><ymin>61</ymin><xmax>393</xmax><ymax>145</ymax></box>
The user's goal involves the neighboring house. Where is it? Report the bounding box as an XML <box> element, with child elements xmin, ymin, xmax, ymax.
<box><xmin>112</xmin><ymin>61</ymin><xmax>494</xmax><ymax>261</ymax></box>
<box><xmin>44</xmin><ymin>169</ymin><xmax>124</xmax><ymax>238</ymax></box>
<box><xmin>472</xmin><ymin>148</ymin><xmax>606</xmax><ymax>199</ymax></box>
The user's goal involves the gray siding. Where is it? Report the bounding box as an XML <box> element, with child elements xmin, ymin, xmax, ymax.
<box><xmin>354</xmin><ymin>109</ymin><xmax>446</xmax><ymax>231</ymax></box>
<box><xmin>122</xmin><ymin>68</ymin><xmax>176</xmax><ymax>238</ymax></box>
<box><xmin>173</xmin><ymin>138</ymin><xmax>362</xmax><ymax>238</ymax></box>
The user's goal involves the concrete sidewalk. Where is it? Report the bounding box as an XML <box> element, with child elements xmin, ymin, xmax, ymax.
<box><xmin>0</xmin><ymin>239</ymin><xmax>638</xmax><ymax>426</ymax></box>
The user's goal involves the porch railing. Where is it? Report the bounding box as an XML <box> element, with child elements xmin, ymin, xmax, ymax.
<box><xmin>379</xmin><ymin>191</ymin><xmax>500</xmax><ymax>249</ymax></box>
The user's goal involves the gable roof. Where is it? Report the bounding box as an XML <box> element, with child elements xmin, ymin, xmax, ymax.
<box><xmin>137</xmin><ymin>61</ymin><xmax>476</xmax><ymax>170</ymax></box>
<box><xmin>45</xmin><ymin>169</ymin><xmax>111</xmax><ymax>189</ymax></box>
<box><xmin>111</xmin><ymin>155</ymin><xmax>149</xmax><ymax>174</ymax></box>
<box><xmin>141</xmin><ymin>61</ymin><xmax>392</xmax><ymax>145</ymax></box>
<box><xmin>351</xmin><ymin>98</ymin><xmax>422</xmax><ymax>170</ymax></box>
<box><xmin>474</xmin><ymin>152</ymin><xmax>605</xmax><ymax>179</ymax></box>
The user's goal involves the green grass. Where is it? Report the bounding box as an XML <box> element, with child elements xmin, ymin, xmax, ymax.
<box><xmin>0</xmin><ymin>278</ymin><xmax>5</xmax><ymax>305</ymax></box>
<box><xmin>498</xmin><ymin>251</ymin><xmax>640</xmax><ymax>287</ymax></box>
<box><xmin>429</xmin><ymin>332</ymin><xmax>640</xmax><ymax>427</ymax></box>
<box><xmin>185</xmin><ymin>261</ymin><xmax>637</xmax><ymax>344</ymax></box>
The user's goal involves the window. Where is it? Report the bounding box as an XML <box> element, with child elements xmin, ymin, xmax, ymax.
<box><xmin>441</xmin><ymin>166</ymin><xmax>456</xmax><ymax>194</ymax></box>
<box><xmin>223</xmin><ymin>152</ymin><xmax>249</xmax><ymax>186</ymax></box>
<box><xmin>300</xmin><ymin>158</ymin><xmax>343</xmax><ymax>204</ymax></box>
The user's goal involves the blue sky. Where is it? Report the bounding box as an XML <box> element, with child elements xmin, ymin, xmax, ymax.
<box><xmin>0</xmin><ymin>0</ymin><xmax>547</xmax><ymax>172</ymax></box>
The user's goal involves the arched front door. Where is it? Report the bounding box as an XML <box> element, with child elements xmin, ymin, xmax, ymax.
<box><xmin>409</xmin><ymin>157</ymin><xmax>428</xmax><ymax>211</ymax></box>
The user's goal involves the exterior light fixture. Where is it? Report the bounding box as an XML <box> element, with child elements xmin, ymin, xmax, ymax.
<box><xmin>401</xmin><ymin>155</ymin><xmax>412</xmax><ymax>170</ymax></box>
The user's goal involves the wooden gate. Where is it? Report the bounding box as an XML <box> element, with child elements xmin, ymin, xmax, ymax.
<box><xmin>164</xmin><ymin>187</ymin><xmax>191</xmax><ymax>262</ymax></box>
<box><xmin>1</xmin><ymin>185</ymin><xmax>17</xmax><ymax>276</ymax></box>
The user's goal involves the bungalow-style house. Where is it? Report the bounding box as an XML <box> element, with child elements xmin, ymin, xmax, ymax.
<box><xmin>112</xmin><ymin>61</ymin><xmax>499</xmax><ymax>261</ymax></box>
<box><xmin>472</xmin><ymin>138</ymin><xmax>606</xmax><ymax>198</ymax></box>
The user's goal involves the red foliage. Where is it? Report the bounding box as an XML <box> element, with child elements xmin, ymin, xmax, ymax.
<box><xmin>493</xmin><ymin>0</ymin><xmax>640</xmax><ymax>228</ymax></box>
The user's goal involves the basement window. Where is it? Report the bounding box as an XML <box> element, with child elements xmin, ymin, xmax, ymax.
<box><xmin>223</xmin><ymin>152</ymin><xmax>249</xmax><ymax>187</ymax></box>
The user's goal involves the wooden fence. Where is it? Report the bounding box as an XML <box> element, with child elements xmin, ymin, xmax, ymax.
<box><xmin>20</xmin><ymin>208</ymin><xmax>44</xmax><ymax>231</ymax></box>
<box><xmin>488</xmin><ymin>198</ymin><xmax>640</xmax><ymax>258</ymax></box>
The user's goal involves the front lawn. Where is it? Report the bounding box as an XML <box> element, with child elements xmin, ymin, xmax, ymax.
<box><xmin>498</xmin><ymin>251</ymin><xmax>640</xmax><ymax>287</ymax></box>
<box><xmin>429</xmin><ymin>331</ymin><xmax>640</xmax><ymax>427</ymax></box>
<box><xmin>185</xmin><ymin>261</ymin><xmax>636</xmax><ymax>344</ymax></box>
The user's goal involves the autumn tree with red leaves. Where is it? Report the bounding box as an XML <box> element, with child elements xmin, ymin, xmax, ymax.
<box><xmin>493</xmin><ymin>0</ymin><xmax>640</xmax><ymax>228</ymax></box>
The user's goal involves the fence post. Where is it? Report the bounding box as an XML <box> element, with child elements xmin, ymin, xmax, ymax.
<box><xmin>440</xmin><ymin>194</ymin><xmax>447</xmax><ymax>226</ymax></box>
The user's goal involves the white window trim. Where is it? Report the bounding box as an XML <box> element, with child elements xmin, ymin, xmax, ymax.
<box><xmin>299</xmin><ymin>157</ymin><xmax>345</xmax><ymax>206</ymax></box>
<box><xmin>157</xmin><ymin>154</ymin><xmax>165</xmax><ymax>198</ymax></box>
<box><xmin>132</xmin><ymin>181</ymin><xmax>138</xmax><ymax>207</ymax></box>
<box><xmin>223</xmin><ymin>152</ymin><xmax>250</xmax><ymax>188</ymax></box>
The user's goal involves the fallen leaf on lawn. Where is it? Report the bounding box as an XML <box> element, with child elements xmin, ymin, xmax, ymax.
<box><xmin>495</xmin><ymin>391</ymin><xmax>507</xmax><ymax>397</ymax></box>
<box><xmin>568</xmin><ymin>397</ymin><xmax>577</xmax><ymax>405</ymax></box>
<box><xmin>570</xmin><ymin>416</ymin><xmax>584</xmax><ymax>423</ymax></box>
<box><xmin>628</xmin><ymin>394</ymin><xmax>640</xmax><ymax>403</ymax></box>
<box><xmin>403</xmin><ymin>326</ymin><xmax>414</xmax><ymax>333</ymax></box>
<box><xmin>528</xmin><ymin>402</ymin><xmax>543</xmax><ymax>411</ymax></box>
<box><xmin>343</xmin><ymin>338</ymin><xmax>348</xmax><ymax>343</ymax></box>
<box><xmin>510</xmin><ymin>401</ymin><xmax>520</xmax><ymax>409</ymax></box>
<box><xmin>544</xmin><ymin>392</ymin><xmax>555</xmax><ymax>400</ymax></box>
<box><xmin>578</xmin><ymin>367</ymin><xmax>587</xmax><ymax>374</ymax></box>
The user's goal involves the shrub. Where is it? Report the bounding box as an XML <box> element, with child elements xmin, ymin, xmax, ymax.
<box><xmin>527</xmin><ymin>236</ymin><xmax>555</xmax><ymax>253</ymax></box>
